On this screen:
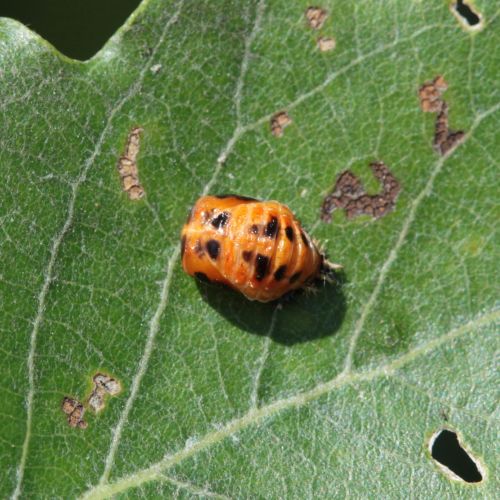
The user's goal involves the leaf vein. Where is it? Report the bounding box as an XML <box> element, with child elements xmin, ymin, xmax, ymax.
<box><xmin>80</xmin><ymin>309</ymin><xmax>499</xmax><ymax>499</ymax></box>
<box><xmin>238</xmin><ymin>23</ymin><xmax>444</xmax><ymax>135</ymax></box>
<box><xmin>11</xmin><ymin>2</ymin><xmax>189</xmax><ymax>496</ymax></box>
<box><xmin>96</xmin><ymin>0</ymin><xmax>267</xmax><ymax>485</ymax></box>
<box><xmin>342</xmin><ymin>101</ymin><xmax>500</xmax><ymax>373</ymax></box>
<box><xmin>249</xmin><ymin>304</ymin><xmax>279</xmax><ymax>409</ymax></box>
<box><xmin>159</xmin><ymin>474</ymin><xmax>232</xmax><ymax>499</ymax></box>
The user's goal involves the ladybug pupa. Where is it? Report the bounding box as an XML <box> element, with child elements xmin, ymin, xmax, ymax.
<box><xmin>181</xmin><ymin>195</ymin><xmax>339</xmax><ymax>302</ymax></box>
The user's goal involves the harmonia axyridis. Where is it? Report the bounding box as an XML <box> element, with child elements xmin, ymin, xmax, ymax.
<box><xmin>181</xmin><ymin>195</ymin><xmax>336</xmax><ymax>302</ymax></box>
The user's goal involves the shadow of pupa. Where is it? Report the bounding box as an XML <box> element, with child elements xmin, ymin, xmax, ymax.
<box><xmin>195</xmin><ymin>271</ymin><xmax>347</xmax><ymax>346</ymax></box>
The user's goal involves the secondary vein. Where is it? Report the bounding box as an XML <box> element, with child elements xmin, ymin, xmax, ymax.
<box><xmin>96</xmin><ymin>0</ymin><xmax>266</xmax><ymax>485</ymax></box>
<box><xmin>12</xmin><ymin>1</ymin><xmax>187</xmax><ymax>497</ymax></box>
<box><xmin>80</xmin><ymin>309</ymin><xmax>499</xmax><ymax>500</ymax></box>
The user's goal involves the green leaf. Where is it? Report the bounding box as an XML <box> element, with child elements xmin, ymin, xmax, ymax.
<box><xmin>1</xmin><ymin>0</ymin><xmax>498</xmax><ymax>497</ymax></box>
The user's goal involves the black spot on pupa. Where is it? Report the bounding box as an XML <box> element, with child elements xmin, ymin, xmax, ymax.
<box><xmin>274</xmin><ymin>265</ymin><xmax>287</xmax><ymax>281</ymax></box>
<box><xmin>215</xmin><ymin>194</ymin><xmax>258</xmax><ymax>202</ymax></box>
<box><xmin>194</xmin><ymin>272</ymin><xmax>210</xmax><ymax>283</ymax></box>
<box><xmin>181</xmin><ymin>235</ymin><xmax>186</xmax><ymax>259</ymax></box>
<box><xmin>255</xmin><ymin>254</ymin><xmax>270</xmax><ymax>281</ymax></box>
<box><xmin>264</xmin><ymin>216</ymin><xmax>279</xmax><ymax>238</ymax></box>
<box><xmin>242</xmin><ymin>250</ymin><xmax>253</xmax><ymax>262</ymax></box>
<box><xmin>211</xmin><ymin>212</ymin><xmax>230</xmax><ymax>229</ymax></box>
<box><xmin>290</xmin><ymin>271</ymin><xmax>302</xmax><ymax>283</ymax></box>
<box><xmin>301</xmin><ymin>231</ymin><xmax>309</xmax><ymax>246</ymax></box>
<box><xmin>206</xmin><ymin>240</ymin><xmax>220</xmax><ymax>260</ymax></box>
<box><xmin>249</xmin><ymin>224</ymin><xmax>259</xmax><ymax>235</ymax></box>
<box><xmin>285</xmin><ymin>226</ymin><xmax>294</xmax><ymax>242</ymax></box>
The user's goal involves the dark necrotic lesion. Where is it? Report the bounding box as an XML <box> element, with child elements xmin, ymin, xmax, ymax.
<box><xmin>264</xmin><ymin>216</ymin><xmax>279</xmax><ymax>238</ymax></box>
<box><xmin>206</xmin><ymin>240</ymin><xmax>220</xmax><ymax>260</ymax></box>
<box><xmin>289</xmin><ymin>271</ymin><xmax>302</xmax><ymax>283</ymax></box>
<box><xmin>249</xmin><ymin>224</ymin><xmax>259</xmax><ymax>235</ymax></box>
<box><xmin>255</xmin><ymin>254</ymin><xmax>270</xmax><ymax>281</ymax></box>
<box><xmin>273</xmin><ymin>264</ymin><xmax>287</xmax><ymax>281</ymax></box>
<box><xmin>211</xmin><ymin>211</ymin><xmax>230</xmax><ymax>229</ymax></box>
<box><xmin>285</xmin><ymin>226</ymin><xmax>294</xmax><ymax>242</ymax></box>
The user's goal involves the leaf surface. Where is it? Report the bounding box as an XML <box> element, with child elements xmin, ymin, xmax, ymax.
<box><xmin>1</xmin><ymin>0</ymin><xmax>499</xmax><ymax>498</ymax></box>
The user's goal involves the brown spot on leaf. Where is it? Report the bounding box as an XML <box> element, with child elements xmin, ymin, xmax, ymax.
<box><xmin>317</xmin><ymin>36</ymin><xmax>336</xmax><ymax>52</ymax></box>
<box><xmin>88</xmin><ymin>372</ymin><xmax>122</xmax><ymax>413</ymax></box>
<box><xmin>270</xmin><ymin>111</ymin><xmax>292</xmax><ymax>137</ymax></box>
<box><xmin>419</xmin><ymin>76</ymin><xmax>465</xmax><ymax>155</ymax></box>
<box><xmin>305</xmin><ymin>6</ymin><xmax>328</xmax><ymax>29</ymax></box>
<box><xmin>433</xmin><ymin>102</ymin><xmax>466</xmax><ymax>155</ymax></box>
<box><xmin>61</xmin><ymin>397</ymin><xmax>87</xmax><ymax>429</ymax></box>
<box><xmin>419</xmin><ymin>75</ymin><xmax>448</xmax><ymax>113</ymax></box>
<box><xmin>117</xmin><ymin>127</ymin><xmax>145</xmax><ymax>200</ymax></box>
<box><xmin>321</xmin><ymin>162</ymin><xmax>401</xmax><ymax>222</ymax></box>
<box><xmin>61</xmin><ymin>372</ymin><xmax>121</xmax><ymax>428</ymax></box>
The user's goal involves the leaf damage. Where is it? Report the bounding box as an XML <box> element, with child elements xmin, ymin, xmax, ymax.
<box><xmin>419</xmin><ymin>76</ymin><xmax>465</xmax><ymax>155</ymax></box>
<box><xmin>429</xmin><ymin>429</ymin><xmax>484</xmax><ymax>483</ymax></box>
<box><xmin>2</xmin><ymin>0</ymin><xmax>498</xmax><ymax>498</ymax></box>
<box><xmin>270</xmin><ymin>111</ymin><xmax>292</xmax><ymax>137</ymax></box>
<box><xmin>305</xmin><ymin>6</ymin><xmax>328</xmax><ymax>30</ymax></box>
<box><xmin>321</xmin><ymin>161</ymin><xmax>401</xmax><ymax>221</ymax></box>
<box><xmin>88</xmin><ymin>373</ymin><xmax>122</xmax><ymax>413</ymax></box>
<box><xmin>450</xmin><ymin>1</ymin><xmax>483</xmax><ymax>31</ymax></box>
<box><xmin>317</xmin><ymin>36</ymin><xmax>336</xmax><ymax>52</ymax></box>
<box><xmin>60</xmin><ymin>372</ymin><xmax>122</xmax><ymax>431</ymax></box>
<box><xmin>117</xmin><ymin>126</ymin><xmax>145</xmax><ymax>200</ymax></box>
<box><xmin>61</xmin><ymin>397</ymin><xmax>88</xmax><ymax>429</ymax></box>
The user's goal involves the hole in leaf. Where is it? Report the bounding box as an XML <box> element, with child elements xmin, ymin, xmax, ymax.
<box><xmin>0</xmin><ymin>0</ymin><xmax>142</xmax><ymax>60</ymax></box>
<box><xmin>454</xmin><ymin>1</ymin><xmax>481</xmax><ymax>26</ymax></box>
<box><xmin>450</xmin><ymin>1</ymin><xmax>483</xmax><ymax>31</ymax></box>
<box><xmin>430</xmin><ymin>429</ymin><xmax>483</xmax><ymax>483</ymax></box>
